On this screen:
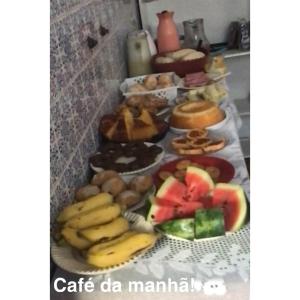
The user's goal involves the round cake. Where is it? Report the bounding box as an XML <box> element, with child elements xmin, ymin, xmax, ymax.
<box><xmin>170</xmin><ymin>101</ymin><xmax>225</xmax><ymax>129</ymax></box>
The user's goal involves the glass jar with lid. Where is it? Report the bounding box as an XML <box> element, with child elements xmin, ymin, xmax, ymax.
<box><xmin>183</xmin><ymin>18</ymin><xmax>210</xmax><ymax>52</ymax></box>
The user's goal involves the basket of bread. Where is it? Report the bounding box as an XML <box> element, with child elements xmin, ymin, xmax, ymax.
<box><xmin>120</xmin><ymin>72</ymin><xmax>180</xmax><ymax>101</ymax></box>
<box><xmin>152</xmin><ymin>48</ymin><xmax>208</xmax><ymax>77</ymax></box>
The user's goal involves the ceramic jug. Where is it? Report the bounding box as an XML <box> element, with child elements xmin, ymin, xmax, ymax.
<box><xmin>156</xmin><ymin>11</ymin><xmax>180</xmax><ymax>53</ymax></box>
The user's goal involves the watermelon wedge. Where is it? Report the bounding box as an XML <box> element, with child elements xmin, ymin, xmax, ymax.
<box><xmin>156</xmin><ymin>176</ymin><xmax>188</xmax><ymax>205</ymax></box>
<box><xmin>185</xmin><ymin>167</ymin><xmax>215</xmax><ymax>202</ymax></box>
<box><xmin>147</xmin><ymin>198</ymin><xmax>203</xmax><ymax>225</ymax></box>
<box><xmin>211</xmin><ymin>183</ymin><xmax>247</xmax><ymax>232</ymax></box>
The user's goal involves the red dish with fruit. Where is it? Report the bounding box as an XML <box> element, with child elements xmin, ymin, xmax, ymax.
<box><xmin>154</xmin><ymin>156</ymin><xmax>235</xmax><ymax>187</ymax></box>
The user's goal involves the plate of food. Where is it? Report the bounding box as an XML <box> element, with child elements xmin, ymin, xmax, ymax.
<box><xmin>151</xmin><ymin>48</ymin><xmax>208</xmax><ymax>77</ymax></box>
<box><xmin>176</xmin><ymin>80</ymin><xmax>229</xmax><ymax>105</ymax></box>
<box><xmin>154</xmin><ymin>156</ymin><xmax>235</xmax><ymax>186</ymax></box>
<box><xmin>99</xmin><ymin>106</ymin><xmax>169</xmax><ymax>143</ymax></box>
<box><xmin>51</xmin><ymin>197</ymin><xmax>158</xmax><ymax>275</ymax></box>
<box><xmin>167</xmin><ymin>101</ymin><xmax>229</xmax><ymax>134</ymax></box>
<box><xmin>147</xmin><ymin>164</ymin><xmax>248</xmax><ymax>242</ymax></box>
<box><xmin>171</xmin><ymin>128</ymin><xmax>228</xmax><ymax>155</ymax></box>
<box><xmin>89</xmin><ymin>142</ymin><xmax>164</xmax><ymax>176</ymax></box>
<box><xmin>179</xmin><ymin>71</ymin><xmax>231</xmax><ymax>90</ymax></box>
<box><xmin>123</xmin><ymin>94</ymin><xmax>171</xmax><ymax>116</ymax></box>
<box><xmin>74</xmin><ymin>171</ymin><xmax>155</xmax><ymax>211</ymax></box>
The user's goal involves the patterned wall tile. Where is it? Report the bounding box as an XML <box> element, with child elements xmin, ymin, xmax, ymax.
<box><xmin>50</xmin><ymin>0</ymin><xmax>139</xmax><ymax>223</ymax></box>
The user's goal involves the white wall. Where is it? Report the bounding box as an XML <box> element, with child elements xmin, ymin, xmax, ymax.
<box><xmin>139</xmin><ymin>0</ymin><xmax>250</xmax><ymax>43</ymax></box>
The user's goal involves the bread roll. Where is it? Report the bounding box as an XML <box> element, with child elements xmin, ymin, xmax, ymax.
<box><xmin>128</xmin><ymin>83</ymin><xmax>148</xmax><ymax>93</ymax></box>
<box><xmin>182</xmin><ymin>51</ymin><xmax>205</xmax><ymax>61</ymax></box>
<box><xmin>156</xmin><ymin>56</ymin><xmax>175</xmax><ymax>64</ymax></box>
<box><xmin>166</xmin><ymin>49</ymin><xmax>197</xmax><ymax>60</ymax></box>
<box><xmin>75</xmin><ymin>185</ymin><xmax>101</xmax><ymax>201</ymax></box>
<box><xmin>143</xmin><ymin>75</ymin><xmax>158</xmax><ymax>90</ymax></box>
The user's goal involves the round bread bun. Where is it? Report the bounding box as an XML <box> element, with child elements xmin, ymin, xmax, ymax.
<box><xmin>101</xmin><ymin>177</ymin><xmax>126</xmax><ymax>196</ymax></box>
<box><xmin>158</xmin><ymin>74</ymin><xmax>173</xmax><ymax>87</ymax></box>
<box><xmin>91</xmin><ymin>170</ymin><xmax>119</xmax><ymax>187</ymax></box>
<box><xmin>75</xmin><ymin>185</ymin><xmax>101</xmax><ymax>201</ymax></box>
<box><xmin>144</xmin><ymin>75</ymin><xmax>158</xmax><ymax>90</ymax></box>
<box><xmin>129</xmin><ymin>175</ymin><xmax>153</xmax><ymax>194</ymax></box>
<box><xmin>115</xmin><ymin>190</ymin><xmax>141</xmax><ymax>208</ymax></box>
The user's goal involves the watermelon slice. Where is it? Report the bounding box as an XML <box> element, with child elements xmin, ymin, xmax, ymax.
<box><xmin>151</xmin><ymin>196</ymin><xmax>203</xmax><ymax>209</ymax></box>
<box><xmin>156</xmin><ymin>176</ymin><xmax>188</xmax><ymax>205</ymax></box>
<box><xmin>156</xmin><ymin>219</ymin><xmax>195</xmax><ymax>240</ymax></box>
<box><xmin>211</xmin><ymin>183</ymin><xmax>247</xmax><ymax>232</ymax></box>
<box><xmin>194</xmin><ymin>208</ymin><xmax>225</xmax><ymax>239</ymax></box>
<box><xmin>147</xmin><ymin>199</ymin><xmax>203</xmax><ymax>225</ymax></box>
<box><xmin>185</xmin><ymin>167</ymin><xmax>215</xmax><ymax>202</ymax></box>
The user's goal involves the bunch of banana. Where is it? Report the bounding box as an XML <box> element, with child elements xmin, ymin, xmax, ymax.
<box><xmin>55</xmin><ymin>192</ymin><xmax>157</xmax><ymax>268</ymax></box>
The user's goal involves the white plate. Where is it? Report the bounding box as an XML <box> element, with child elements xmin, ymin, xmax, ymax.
<box><xmin>90</xmin><ymin>143</ymin><xmax>165</xmax><ymax>176</ymax></box>
<box><xmin>155</xmin><ymin>226</ymin><xmax>232</xmax><ymax>243</ymax></box>
<box><xmin>51</xmin><ymin>212</ymin><xmax>155</xmax><ymax>276</ymax></box>
<box><xmin>168</xmin><ymin>110</ymin><xmax>230</xmax><ymax>134</ymax></box>
<box><xmin>178</xmin><ymin>72</ymin><xmax>231</xmax><ymax>90</ymax></box>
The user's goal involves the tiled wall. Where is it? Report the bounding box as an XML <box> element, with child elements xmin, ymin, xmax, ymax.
<box><xmin>50</xmin><ymin>0</ymin><xmax>139</xmax><ymax>226</ymax></box>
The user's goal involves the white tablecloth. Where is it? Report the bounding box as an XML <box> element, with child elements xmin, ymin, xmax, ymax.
<box><xmin>51</xmin><ymin>98</ymin><xmax>250</xmax><ymax>300</ymax></box>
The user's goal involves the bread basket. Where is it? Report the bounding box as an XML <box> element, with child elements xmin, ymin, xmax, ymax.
<box><xmin>151</xmin><ymin>49</ymin><xmax>209</xmax><ymax>78</ymax></box>
<box><xmin>120</xmin><ymin>72</ymin><xmax>180</xmax><ymax>101</ymax></box>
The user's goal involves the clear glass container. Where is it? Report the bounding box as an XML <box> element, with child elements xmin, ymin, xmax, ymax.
<box><xmin>183</xmin><ymin>18</ymin><xmax>210</xmax><ymax>52</ymax></box>
<box><xmin>127</xmin><ymin>30</ymin><xmax>152</xmax><ymax>77</ymax></box>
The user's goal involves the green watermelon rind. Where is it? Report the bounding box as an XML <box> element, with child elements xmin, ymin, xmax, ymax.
<box><xmin>156</xmin><ymin>176</ymin><xmax>176</xmax><ymax>198</ymax></box>
<box><xmin>156</xmin><ymin>218</ymin><xmax>195</xmax><ymax>240</ymax></box>
<box><xmin>146</xmin><ymin>197</ymin><xmax>160</xmax><ymax>224</ymax></box>
<box><xmin>214</xmin><ymin>183</ymin><xmax>247</xmax><ymax>232</ymax></box>
<box><xmin>194</xmin><ymin>208</ymin><xmax>225</xmax><ymax>239</ymax></box>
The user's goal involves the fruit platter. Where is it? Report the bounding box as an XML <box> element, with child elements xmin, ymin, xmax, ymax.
<box><xmin>148</xmin><ymin>166</ymin><xmax>248</xmax><ymax>241</ymax></box>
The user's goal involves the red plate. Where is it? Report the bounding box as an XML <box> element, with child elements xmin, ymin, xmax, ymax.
<box><xmin>154</xmin><ymin>156</ymin><xmax>235</xmax><ymax>186</ymax></box>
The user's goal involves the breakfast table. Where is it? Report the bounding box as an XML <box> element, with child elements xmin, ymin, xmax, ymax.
<box><xmin>51</xmin><ymin>96</ymin><xmax>250</xmax><ymax>300</ymax></box>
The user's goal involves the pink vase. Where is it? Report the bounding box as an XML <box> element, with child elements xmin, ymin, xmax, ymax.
<box><xmin>157</xmin><ymin>11</ymin><xmax>180</xmax><ymax>53</ymax></box>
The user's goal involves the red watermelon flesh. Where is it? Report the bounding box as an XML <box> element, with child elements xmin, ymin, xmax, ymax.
<box><xmin>185</xmin><ymin>167</ymin><xmax>215</xmax><ymax>202</ymax></box>
<box><xmin>147</xmin><ymin>199</ymin><xmax>203</xmax><ymax>225</ymax></box>
<box><xmin>156</xmin><ymin>176</ymin><xmax>188</xmax><ymax>205</ymax></box>
<box><xmin>211</xmin><ymin>183</ymin><xmax>247</xmax><ymax>232</ymax></box>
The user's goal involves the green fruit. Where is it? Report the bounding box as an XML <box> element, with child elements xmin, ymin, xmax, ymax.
<box><xmin>194</xmin><ymin>208</ymin><xmax>225</xmax><ymax>239</ymax></box>
<box><xmin>156</xmin><ymin>218</ymin><xmax>195</xmax><ymax>240</ymax></box>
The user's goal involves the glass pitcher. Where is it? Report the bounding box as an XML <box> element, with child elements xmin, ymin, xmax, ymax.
<box><xmin>183</xmin><ymin>18</ymin><xmax>210</xmax><ymax>52</ymax></box>
<box><xmin>127</xmin><ymin>30</ymin><xmax>152</xmax><ymax>77</ymax></box>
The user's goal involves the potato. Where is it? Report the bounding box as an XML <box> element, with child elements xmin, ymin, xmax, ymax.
<box><xmin>75</xmin><ymin>185</ymin><xmax>101</xmax><ymax>201</ymax></box>
<box><xmin>80</xmin><ymin>217</ymin><xmax>129</xmax><ymax>242</ymax></box>
<box><xmin>56</xmin><ymin>193</ymin><xmax>113</xmax><ymax>223</ymax></box>
<box><xmin>65</xmin><ymin>203</ymin><xmax>121</xmax><ymax>230</ymax></box>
